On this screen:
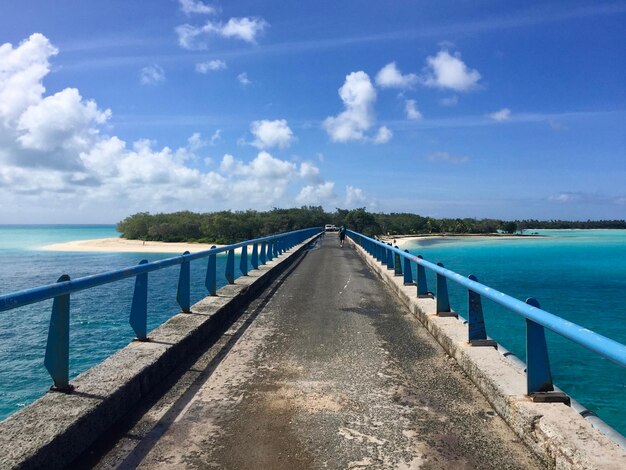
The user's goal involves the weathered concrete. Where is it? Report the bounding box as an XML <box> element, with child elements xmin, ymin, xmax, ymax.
<box><xmin>77</xmin><ymin>234</ymin><xmax>543</xmax><ymax>469</ymax></box>
<box><xmin>0</xmin><ymin>234</ymin><xmax>320</xmax><ymax>470</ymax></box>
<box><xmin>350</xmin><ymin>237</ymin><xmax>626</xmax><ymax>469</ymax></box>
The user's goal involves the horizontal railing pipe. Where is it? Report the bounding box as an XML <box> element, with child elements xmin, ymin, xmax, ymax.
<box><xmin>346</xmin><ymin>230</ymin><xmax>626</xmax><ymax>369</ymax></box>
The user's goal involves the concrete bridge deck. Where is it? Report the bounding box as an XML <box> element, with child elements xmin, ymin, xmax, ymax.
<box><xmin>76</xmin><ymin>234</ymin><xmax>542</xmax><ymax>469</ymax></box>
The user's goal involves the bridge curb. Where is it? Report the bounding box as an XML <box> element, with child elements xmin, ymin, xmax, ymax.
<box><xmin>0</xmin><ymin>234</ymin><xmax>320</xmax><ymax>470</ymax></box>
<box><xmin>350</xmin><ymin>238</ymin><xmax>626</xmax><ymax>470</ymax></box>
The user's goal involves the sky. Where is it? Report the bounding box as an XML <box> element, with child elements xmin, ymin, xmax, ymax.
<box><xmin>0</xmin><ymin>0</ymin><xmax>624</xmax><ymax>223</ymax></box>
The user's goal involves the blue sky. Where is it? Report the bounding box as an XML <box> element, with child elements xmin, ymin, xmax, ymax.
<box><xmin>0</xmin><ymin>0</ymin><xmax>624</xmax><ymax>223</ymax></box>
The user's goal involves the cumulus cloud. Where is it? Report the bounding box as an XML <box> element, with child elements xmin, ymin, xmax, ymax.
<box><xmin>195</xmin><ymin>59</ymin><xmax>226</xmax><ymax>73</ymax></box>
<box><xmin>299</xmin><ymin>161</ymin><xmax>321</xmax><ymax>181</ymax></box>
<box><xmin>373</xmin><ymin>126</ymin><xmax>392</xmax><ymax>144</ymax></box>
<box><xmin>323</xmin><ymin>71</ymin><xmax>377</xmax><ymax>142</ymax></box>
<box><xmin>176</xmin><ymin>17</ymin><xmax>268</xmax><ymax>50</ymax></box>
<box><xmin>295</xmin><ymin>182</ymin><xmax>336</xmax><ymax>205</ymax></box>
<box><xmin>426</xmin><ymin>151</ymin><xmax>469</xmax><ymax>164</ymax></box>
<box><xmin>179</xmin><ymin>0</ymin><xmax>216</xmax><ymax>15</ymax></box>
<box><xmin>345</xmin><ymin>185</ymin><xmax>367</xmax><ymax>208</ymax></box>
<box><xmin>0</xmin><ymin>34</ymin><xmax>353</xmax><ymax>221</ymax></box>
<box><xmin>488</xmin><ymin>108</ymin><xmax>511</xmax><ymax>122</ymax></box>
<box><xmin>375</xmin><ymin>62</ymin><xmax>417</xmax><ymax>89</ymax></box>
<box><xmin>140</xmin><ymin>65</ymin><xmax>165</xmax><ymax>85</ymax></box>
<box><xmin>250</xmin><ymin>119</ymin><xmax>294</xmax><ymax>149</ymax></box>
<box><xmin>422</xmin><ymin>49</ymin><xmax>481</xmax><ymax>91</ymax></box>
<box><xmin>405</xmin><ymin>99</ymin><xmax>422</xmax><ymax>120</ymax></box>
<box><xmin>237</xmin><ymin>72</ymin><xmax>251</xmax><ymax>86</ymax></box>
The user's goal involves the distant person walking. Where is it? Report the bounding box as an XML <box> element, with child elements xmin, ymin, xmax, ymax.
<box><xmin>339</xmin><ymin>225</ymin><xmax>347</xmax><ymax>248</ymax></box>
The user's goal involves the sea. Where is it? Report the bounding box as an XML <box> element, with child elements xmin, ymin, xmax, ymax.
<box><xmin>0</xmin><ymin>226</ymin><xmax>625</xmax><ymax>438</ymax></box>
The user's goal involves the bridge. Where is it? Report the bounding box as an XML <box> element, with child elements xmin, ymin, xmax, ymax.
<box><xmin>0</xmin><ymin>229</ymin><xmax>625</xmax><ymax>469</ymax></box>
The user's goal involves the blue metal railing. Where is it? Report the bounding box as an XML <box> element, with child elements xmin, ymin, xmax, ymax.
<box><xmin>0</xmin><ymin>227</ymin><xmax>321</xmax><ymax>391</ymax></box>
<box><xmin>347</xmin><ymin>230</ymin><xmax>626</xmax><ymax>397</ymax></box>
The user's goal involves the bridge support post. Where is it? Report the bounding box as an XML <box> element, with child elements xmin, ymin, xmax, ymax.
<box><xmin>260</xmin><ymin>241</ymin><xmax>267</xmax><ymax>264</ymax></box>
<box><xmin>436</xmin><ymin>262</ymin><xmax>455</xmax><ymax>316</ymax></box>
<box><xmin>44</xmin><ymin>274</ymin><xmax>73</xmax><ymax>392</ymax></box>
<box><xmin>240</xmin><ymin>244</ymin><xmax>248</xmax><ymax>276</ymax></box>
<box><xmin>266</xmin><ymin>240</ymin><xmax>274</xmax><ymax>261</ymax></box>
<box><xmin>226</xmin><ymin>249</ymin><xmax>235</xmax><ymax>283</ymax></box>
<box><xmin>251</xmin><ymin>243</ymin><xmax>259</xmax><ymax>269</ymax></box>
<box><xmin>403</xmin><ymin>251</ymin><xmax>414</xmax><ymax>285</ymax></box>
<box><xmin>416</xmin><ymin>255</ymin><xmax>429</xmax><ymax>297</ymax></box>
<box><xmin>525</xmin><ymin>298</ymin><xmax>568</xmax><ymax>403</ymax></box>
<box><xmin>467</xmin><ymin>275</ymin><xmax>496</xmax><ymax>347</ymax></box>
<box><xmin>130</xmin><ymin>260</ymin><xmax>149</xmax><ymax>340</ymax></box>
<box><xmin>205</xmin><ymin>247</ymin><xmax>217</xmax><ymax>295</ymax></box>
<box><xmin>177</xmin><ymin>252</ymin><xmax>191</xmax><ymax>312</ymax></box>
<box><xmin>394</xmin><ymin>251</ymin><xmax>402</xmax><ymax>276</ymax></box>
<box><xmin>386</xmin><ymin>245</ymin><xmax>394</xmax><ymax>270</ymax></box>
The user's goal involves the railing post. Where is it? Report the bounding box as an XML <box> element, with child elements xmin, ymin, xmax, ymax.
<box><xmin>260</xmin><ymin>240</ymin><xmax>267</xmax><ymax>264</ymax></box>
<box><xmin>386</xmin><ymin>244</ymin><xmax>394</xmax><ymax>270</ymax></box>
<box><xmin>394</xmin><ymin>251</ymin><xmax>402</xmax><ymax>276</ymax></box>
<box><xmin>403</xmin><ymin>251</ymin><xmax>413</xmax><ymax>285</ymax></box>
<box><xmin>251</xmin><ymin>243</ymin><xmax>259</xmax><ymax>269</ymax></box>
<box><xmin>266</xmin><ymin>239</ymin><xmax>274</xmax><ymax>261</ymax></box>
<box><xmin>525</xmin><ymin>297</ymin><xmax>568</xmax><ymax>403</ymax></box>
<box><xmin>273</xmin><ymin>239</ymin><xmax>279</xmax><ymax>258</ymax></box>
<box><xmin>467</xmin><ymin>275</ymin><xmax>496</xmax><ymax>347</ymax></box>
<box><xmin>177</xmin><ymin>251</ymin><xmax>191</xmax><ymax>312</ymax></box>
<box><xmin>226</xmin><ymin>248</ymin><xmax>235</xmax><ymax>283</ymax></box>
<box><xmin>416</xmin><ymin>255</ymin><xmax>428</xmax><ymax>297</ymax></box>
<box><xmin>380</xmin><ymin>243</ymin><xmax>386</xmax><ymax>265</ymax></box>
<box><xmin>130</xmin><ymin>260</ymin><xmax>149</xmax><ymax>341</ymax></box>
<box><xmin>240</xmin><ymin>244</ymin><xmax>248</xmax><ymax>276</ymax></box>
<box><xmin>44</xmin><ymin>274</ymin><xmax>72</xmax><ymax>392</ymax></box>
<box><xmin>436</xmin><ymin>262</ymin><xmax>454</xmax><ymax>316</ymax></box>
<box><xmin>205</xmin><ymin>246</ymin><xmax>217</xmax><ymax>295</ymax></box>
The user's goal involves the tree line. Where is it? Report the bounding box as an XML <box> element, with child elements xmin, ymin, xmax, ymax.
<box><xmin>116</xmin><ymin>208</ymin><xmax>626</xmax><ymax>244</ymax></box>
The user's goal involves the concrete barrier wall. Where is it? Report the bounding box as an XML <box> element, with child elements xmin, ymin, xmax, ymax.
<box><xmin>0</xmin><ymin>234</ymin><xmax>320</xmax><ymax>470</ymax></box>
<box><xmin>350</xmin><ymin>239</ymin><xmax>626</xmax><ymax>470</ymax></box>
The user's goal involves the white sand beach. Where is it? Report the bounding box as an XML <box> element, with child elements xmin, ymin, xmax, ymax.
<box><xmin>380</xmin><ymin>233</ymin><xmax>537</xmax><ymax>249</ymax></box>
<box><xmin>41</xmin><ymin>237</ymin><xmax>230</xmax><ymax>254</ymax></box>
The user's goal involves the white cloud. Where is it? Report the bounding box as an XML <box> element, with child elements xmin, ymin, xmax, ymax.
<box><xmin>176</xmin><ymin>17</ymin><xmax>268</xmax><ymax>50</ymax></box>
<box><xmin>373</xmin><ymin>126</ymin><xmax>392</xmax><ymax>144</ymax></box>
<box><xmin>209</xmin><ymin>129</ymin><xmax>222</xmax><ymax>145</ymax></box>
<box><xmin>299</xmin><ymin>161</ymin><xmax>321</xmax><ymax>181</ymax></box>
<box><xmin>250</xmin><ymin>119</ymin><xmax>294</xmax><ymax>149</ymax></box>
<box><xmin>422</xmin><ymin>49</ymin><xmax>481</xmax><ymax>91</ymax></box>
<box><xmin>345</xmin><ymin>185</ymin><xmax>367</xmax><ymax>208</ymax></box>
<box><xmin>439</xmin><ymin>95</ymin><xmax>458</xmax><ymax>107</ymax></box>
<box><xmin>195</xmin><ymin>59</ymin><xmax>226</xmax><ymax>73</ymax></box>
<box><xmin>238</xmin><ymin>72</ymin><xmax>251</xmax><ymax>86</ymax></box>
<box><xmin>179</xmin><ymin>0</ymin><xmax>216</xmax><ymax>16</ymax></box>
<box><xmin>295</xmin><ymin>182</ymin><xmax>336</xmax><ymax>205</ymax></box>
<box><xmin>140</xmin><ymin>65</ymin><xmax>165</xmax><ymax>85</ymax></box>
<box><xmin>405</xmin><ymin>99</ymin><xmax>422</xmax><ymax>120</ymax></box>
<box><xmin>220</xmin><ymin>17</ymin><xmax>268</xmax><ymax>42</ymax></box>
<box><xmin>375</xmin><ymin>62</ymin><xmax>417</xmax><ymax>89</ymax></box>
<box><xmin>426</xmin><ymin>151</ymin><xmax>469</xmax><ymax>164</ymax></box>
<box><xmin>0</xmin><ymin>33</ymin><xmax>58</xmax><ymax>124</ymax></box>
<box><xmin>488</xmin><ymin>108</ymin><xmax>511</xmax><ymax>122</ymax></box>
<box><xmin>323</xmin><ymin>71</ymin><xmax>377</xmax><ymax>142</ymax></box>
<box><xmin>0</xmin><ymin>34</ymin><xmax>349</xmax><ymax>221</ymax></box>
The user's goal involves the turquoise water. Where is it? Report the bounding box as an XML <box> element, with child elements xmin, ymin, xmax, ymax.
<box><xmin>403</xmin><ymin>230</ymin><xmax>626</xmax><ymax>436</ymax></box>
<box><xmin>0</xmin><ymin>225</ymin><xmax>232</xmax><ymax>421</ymax></box>
<box><xmin>1</xmin><ymin>227</ymin><xmax>625</xmax><ymax>438</ymax></box>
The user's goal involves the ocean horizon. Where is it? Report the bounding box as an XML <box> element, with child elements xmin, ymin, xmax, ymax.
<box><xmin>0</xmin><ymin>226</ymin><xmax>625</xmax><ymax>439</ymax></box>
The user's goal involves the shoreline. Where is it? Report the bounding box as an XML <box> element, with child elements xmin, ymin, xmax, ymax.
<box><xmin>40</xmin><ymin>237</ymin><xmax>231</xmax><ymax>254</ymax></box>
<box><xmin>378</xmin><ymin>233</ymin><xmax>543</xmax><ymax>249</ymax></box>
